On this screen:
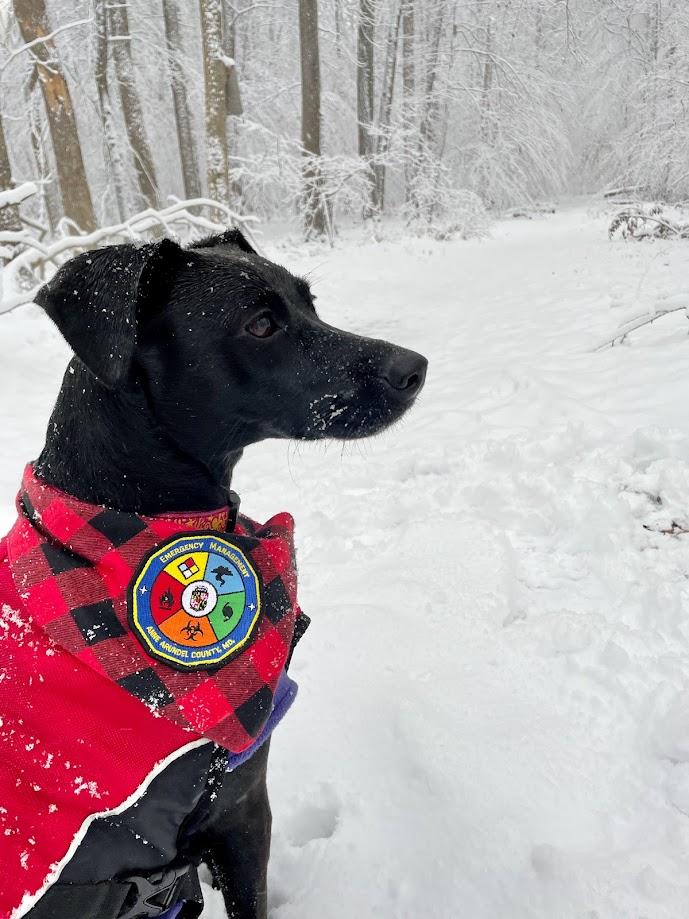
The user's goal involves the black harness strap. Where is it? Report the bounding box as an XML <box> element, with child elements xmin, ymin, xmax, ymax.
<box><xmin>26</xmin><ymin>862</ymin><xmax>203</xmax><ymax>919</ymax></box>
<box><xmin>25</xmin><ymin>879</ymin><xmax>131</xmax><ymax>919</ymax></box>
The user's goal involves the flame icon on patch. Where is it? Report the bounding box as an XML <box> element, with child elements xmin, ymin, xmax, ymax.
<box><xmin>159</xmin><ymin>588</ymin><xmax>174</xmax><ymax>610</ymax></box>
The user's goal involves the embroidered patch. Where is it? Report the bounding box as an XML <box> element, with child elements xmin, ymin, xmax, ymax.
<box><xmin>128</xmin><ymin>532</ymin><xmax>262</xmax><ymax>670</ymax></box>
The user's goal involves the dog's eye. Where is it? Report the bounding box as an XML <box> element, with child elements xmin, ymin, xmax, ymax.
<box><xmin>246</xmin><ymin>313</ymin><xmax>278</xmax><ymax>338</ymax></box>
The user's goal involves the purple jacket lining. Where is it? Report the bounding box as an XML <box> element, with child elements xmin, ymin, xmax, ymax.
<box><xmin>226</xmin><ymin>670</ymin><xmax>298</xmax><ymax>772</ymax></box>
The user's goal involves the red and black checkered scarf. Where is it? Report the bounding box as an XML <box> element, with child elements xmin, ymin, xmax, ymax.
<box><xmin>6</xmin><ymin>465</ymin><xmax>302</xmax><ymax>754</ymax></box>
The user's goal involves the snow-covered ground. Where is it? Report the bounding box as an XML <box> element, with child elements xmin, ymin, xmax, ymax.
<box><xmin>4</xmin><ymin>202</ymin><xmax>689</xmax><ymax>917</ymax></box>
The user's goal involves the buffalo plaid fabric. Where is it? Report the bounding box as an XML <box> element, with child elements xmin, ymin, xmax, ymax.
<box><xmin>7</xmin><ymin>465</ymin><xmax>302</xmax><ymax>754</ymax></box>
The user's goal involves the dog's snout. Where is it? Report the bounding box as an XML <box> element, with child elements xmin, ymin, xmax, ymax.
<box><xmin>382</xmin><ymin>350</ymin><xmax>428</xmax><ymax>397</ymax></box>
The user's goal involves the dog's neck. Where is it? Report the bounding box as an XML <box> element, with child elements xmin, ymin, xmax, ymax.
<box><xmin>35</xmin><ymin>362</ymin><xmax>242</xmax><ymax>514</ymax></box>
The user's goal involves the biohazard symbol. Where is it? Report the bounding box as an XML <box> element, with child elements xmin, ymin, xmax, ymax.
<box><xmin>181</xmin><ymin>621</ymin><xmax>204</xmax><ymax>642</ymax></box>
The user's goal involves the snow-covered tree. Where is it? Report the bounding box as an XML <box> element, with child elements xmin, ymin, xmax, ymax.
<box><xmin>3</xmin><ymin>0</ymin><xmax>689</xmax><ymax>246</ymax></box>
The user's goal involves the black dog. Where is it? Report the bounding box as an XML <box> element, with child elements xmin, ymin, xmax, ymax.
<box><xmin>24</xmin><ymin>228</ymin><xmax>427</xmax><ymax>919</ymax></box>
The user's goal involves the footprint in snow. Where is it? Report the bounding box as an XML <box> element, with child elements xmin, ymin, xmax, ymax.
<box><xmin>284</xmin><ymin>784</ymin><xmax>340</xmax><ymax>848</ymax></box>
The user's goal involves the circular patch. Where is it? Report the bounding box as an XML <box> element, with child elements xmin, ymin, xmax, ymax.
<box><xmin>128</xmin><ymin>532</ymin><xmax>262</xmax><ymax>670</ymax></box>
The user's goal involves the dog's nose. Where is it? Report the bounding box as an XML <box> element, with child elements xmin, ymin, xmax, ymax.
<box><xmin>382</xmin><ymin>349</ymin><xmax>428</xmax><ymax>397</ymax></box>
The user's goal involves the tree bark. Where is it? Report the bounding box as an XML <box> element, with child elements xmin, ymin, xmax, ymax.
<box><xmin>162</xmin><ymin>0</ymin><xmax>202</xmax><ymax>200</ymax></box>
<box><xmin>107</xmin><ymin>0</ymin><xmax>160</xmax><ymax>210</ymax></box>
<box><xmin>12</xmin><ymin>0</ymin><xmax>96</xmax><ymax>232</ymax></box>
<box><xmin>299</xmin><ymin>0</ymin><xmax>327</xmax><ymax>238</ymax></box>
<box><xmin>0</xmin><ymin>112</ymin><xmax>20</xmax><ymax>233</ymax></box>
<box><xmin>200</xmin><ymin>0</ymin><xmax>230</xmax><ymax>202</ymax></box>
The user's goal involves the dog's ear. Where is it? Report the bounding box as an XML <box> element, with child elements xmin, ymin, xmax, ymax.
<box><xmin>35</xmin><ymin>239</ymin><xmax>183</xmax><ymax>387</ymax></box>
<box><xmin>190</xmin><ymin>227</ymin><xmax>256</xmax><ymax>255</ymax></box>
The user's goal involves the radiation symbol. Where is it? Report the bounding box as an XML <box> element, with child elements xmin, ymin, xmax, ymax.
<box><xmin>128</xmin><ymin>532</ymin><xmax>262</xmax><ymax>670</ymax></box>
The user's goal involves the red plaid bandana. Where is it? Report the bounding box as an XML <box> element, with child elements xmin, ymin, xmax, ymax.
<box><xmin>6</xmin><ymin>465</ymin><xmax>301</xmax><ymax>754</ymax></box>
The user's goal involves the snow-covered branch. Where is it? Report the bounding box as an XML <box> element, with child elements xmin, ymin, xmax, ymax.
<box><xmin>0</xmin><ymin>194</ymin><xmax>258</xmax><ymax>315</ymax></box>
<box><xmin>0</xmin><ymin>183</ymin><xmax>39</xmax><ymax>209</ymax></box>
<box><xmin>594</xmin><ymin>298</ymin><xmax>689</xmax><ymax>351</ymax></box>
<box><xmin>0</xmin><ymin>17</ymin><xmax>93</xmax><ymax>73</ymax></box>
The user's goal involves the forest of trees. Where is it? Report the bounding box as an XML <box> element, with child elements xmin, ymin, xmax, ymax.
<box><xmin>1</xmin><ymin>0</ymin><xmax>689</xmax><ymax>248</ymax></box>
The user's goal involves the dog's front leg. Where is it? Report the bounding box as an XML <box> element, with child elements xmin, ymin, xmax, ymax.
<box><xmin>200</xmin><ymin>739</ymin><xmax>272</xmax><ymax>919</ymax></box>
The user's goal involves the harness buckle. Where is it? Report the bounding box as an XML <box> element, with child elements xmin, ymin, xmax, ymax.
<box><xmin>118</xmin><ymin>862</ymin><xmax>191</xmax><ymax>918</ymax></box>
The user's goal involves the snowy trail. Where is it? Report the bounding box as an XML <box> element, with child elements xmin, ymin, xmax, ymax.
<box><xmin>4</xmin><ymin>204</ymin><xmax>689</xmax><ymax>917</ymax></box>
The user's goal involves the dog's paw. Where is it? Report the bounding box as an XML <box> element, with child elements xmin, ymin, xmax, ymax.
<box><xmin>284</xmin><ymin>783</ymin><xmax>340</xmax><ymax>847</ymax></box>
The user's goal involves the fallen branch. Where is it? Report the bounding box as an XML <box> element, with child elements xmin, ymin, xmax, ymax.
<box><xmin>603</xmin><ymin>185</ymin><xmax>642</xmax><ymax>199</ymax></box>
<box><xmin>643</xmin><ymin>521</ymin><xmax>689</xmax><ymax>537</ymax></box>
<box><xmin>594</xmin><ymin>305</ymin><xmax>688</xmax><ymax>350</ymax></box>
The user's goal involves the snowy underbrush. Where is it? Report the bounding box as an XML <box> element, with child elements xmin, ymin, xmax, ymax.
<box><xmin>402</xmin><ymin>186</ymin><xmax>490</xmax><ymax>242</ymax></box>
<box><xmin>608</xmin><ymin>202</ymin><xmax>689</xmax><ymax>241</ymax></box>
<box><xmin>224</xmin><ymin>123</ymin><xmax>492</xmax><ymax>244</ymax></box>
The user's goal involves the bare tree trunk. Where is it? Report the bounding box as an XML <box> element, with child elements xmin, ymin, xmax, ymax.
<box><xmin>335</xmin><ymin>0</ymin><xmax>343</xmax><ymax>59</ymax></box>
<box><xmin>649</xmin><ymin>0</ymin><xmax>661</xmax><ymax>129</ymax></box>
<box><xmin>94</xmin><ymin>0</ymin><xmax>127</xmax><ymax>221</ymax></box>
<box><xmin>29</xmin><ymin>94</ymin><xmax>59</xmax><ymax>233</ymax></box>
<box><xmin>163</xmin><ymin>0</ymin><xmax>202</xmax><ymax>200</ymax></box>
<box><xmin>222</xmin><ymin>1</ymin><xmax>243</xmax><ymax>202</ymax></box>
<box><xmin>108</xmin><ymin>0</ymin><xmax>159</xmax><ymax>210</ymax></box>
<box><xmin>224</xmin><ymin>57</ymin><xmax>243</xmax><ymax>118</ymax></box>
<box><xmin>13</xmin><ymin>0</ymin><xmax>95</xmax><ymax>232</ymax></box>
<box><xmin>402</xmin><ymin>0</ymin><xmax>416</xmax><ymax>203</ymax></box>
<box><xmin>357</xmin><ymin>0</ymin><xmax>376</xmax><ymax>214</ymax></box>
<box><xmin>200</xmin><ymin>0</ymin><xmax>230</xmax><ymax>202</ymax></box>
<box><xmin>221</xmin><ymin>4</ymin><xmax>243</xmax><ymax>117</ymax></box>
<box><xmin>299</xmin><ymin>0</ymin><xmax>328</xmax><ymax>239</ymax></box>
<box><xmin>480</xmin><ymin>15</ymin><xmax>494</xmax><ymax>146</ymax></box>
<box><xmin>651</xmin><ymin>0</ymin><xmax>661</xmax><ymax>65</ymax></box>
<box><xmin>426</xmin><ymin>3</ymin><xmax>458</xmax><ymax>222</ymax></box>
<box><xmin>373</xmin><ymin>1</ymin><xmax>402</xmax><ymax>212</ymax></box>
<box><xmin>419</xmin><ymin>0</ymin><xmax>445</xmax><ymax>148</ymax></box>
<box><xmin>534</xmin><ymin>0</ymin><xmax>544</xmax><ymax>67</ymax></box>
<box><xmin>473</xmin><ymin>0</ymin><xmax>499</xmax><ymax>204</ymax></box>
<box><xmin>411</xmin><ymin>0</ymin><xmax>445</xmax><ymax>219</ymax></box>
<box><xmin>357</xmin><ymin>0</ymin><xmax>375</xmax><ymax>158</ymax></box>
<box><xmin>0</xmin><ymin>113</ymin><xmax>20</xmax><ymax>234</ymax></box>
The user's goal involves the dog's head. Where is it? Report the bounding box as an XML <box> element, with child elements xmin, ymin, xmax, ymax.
<box><xmin>36</xmin><ymin>230</ymin><xmax>427</xmax><ymax>458</ymax></box>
